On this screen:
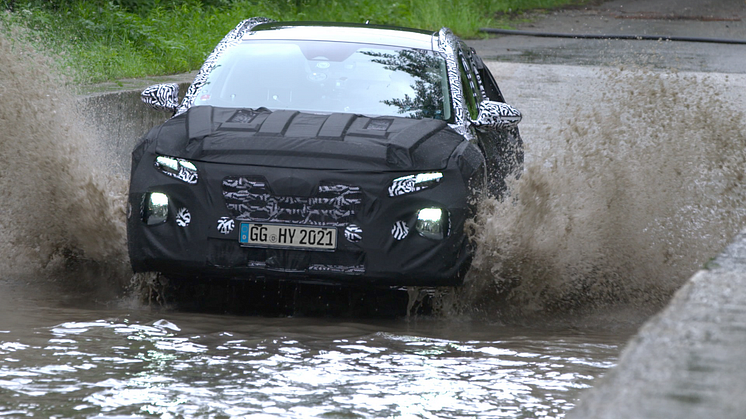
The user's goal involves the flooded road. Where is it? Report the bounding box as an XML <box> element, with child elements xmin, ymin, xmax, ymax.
<box><xmin>0</xmin><ymin>275</ymin><xmax>629</xmax><ymax>418</ymax></box>
<box><xmin>2</xmin><ymin>17</ymin><xmax>746</xmax><ymax>418</ymax></box>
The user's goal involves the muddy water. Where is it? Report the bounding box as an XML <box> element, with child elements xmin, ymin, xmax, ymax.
<box><xmin>454</xmin><ymin>62</ymin><xmax>746</xmax><ymax>321</ymax></box>
<box><xmin>2</xmin><ymin>27</ymin><xmax>746</xmax><ymax>417</ymax></box>
<box><xmin>0</xmin><ymin>274</ymin><xmax>628</xmax><ymax>418</ymax></box>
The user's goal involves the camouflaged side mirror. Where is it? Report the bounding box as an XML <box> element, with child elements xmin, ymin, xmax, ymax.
<box><xmin>471</xmin><ymin>100</ymin><xmax>522</xmax><ymax>130</ymax></box>
<box><xmin>141</xmin><ymin>83</ymin><xmax>180</xmax><ymax>113</ymax></box>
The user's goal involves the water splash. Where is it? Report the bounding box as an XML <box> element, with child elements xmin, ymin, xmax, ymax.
<box><xmin>441</xmin><ymin>67</ymin><xmax>746</xmax><ymax>322</ymax></box>
<box><xmin>0</xmin><ymin>28</ymin><xmax>129</xmax><ymax>284</ymax></box>
<box><xmin>3</xmin><ymin>26</ymin><xmax>746</xmax><ymax>319</ymax></box>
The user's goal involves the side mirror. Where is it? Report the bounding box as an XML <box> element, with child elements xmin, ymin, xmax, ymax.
<box><xmin>141</xmin><ymin>83</ymin><xmax>180</xmax><ymax>113</ymax></box>
<box><xmin>472</xmin><ymin>101</ymin><xmax>522</xmax><ymax>130</ymax></box>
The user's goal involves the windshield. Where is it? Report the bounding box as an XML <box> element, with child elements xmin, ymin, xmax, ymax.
<box><xmin>193</xmin><ymin>40</ymin><xmax>453</xmax><ymax>121</ymax></box>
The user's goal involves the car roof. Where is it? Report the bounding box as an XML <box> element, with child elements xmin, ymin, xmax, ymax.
<box><xmin>246</xmin><ymin>21</ymin><xmax>439</xmax><ymax>51</ymax></box>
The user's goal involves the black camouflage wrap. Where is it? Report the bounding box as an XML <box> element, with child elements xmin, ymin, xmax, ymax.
<box><xmin>128</xmin><ymin>107</ymin><xmax>482</xmax><ymax>286</ymax></box>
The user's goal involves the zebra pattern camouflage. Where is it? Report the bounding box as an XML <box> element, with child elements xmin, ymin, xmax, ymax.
<box><xmin>141</xmin><ymin>83</ymin><xmax>180</xmax><ymax>112</ymax></box>
<box><xmin>176</xmin><ymin>17</ymin><xmax>274</xmax><ymax>116</ymax></box>
<box><xmin>391</xmin><ymin>220</ymin><xmax>409</xmax><ymax>241</ymax></box>
<box><xmin>475</xmin><ymin>101</ymin><xmax>522</xmax><ymax>129</ymax></box>
<box><xmin>344</xmin><ymin>224</ymin><xmax>363</xmax><ymax>242</ymax></box>
<box><xmin>222</xmin><ymin>176</ymin><xmax>362</xmax><ymax>227</ymax></box>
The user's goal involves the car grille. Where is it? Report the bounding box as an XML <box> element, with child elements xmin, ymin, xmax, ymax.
<box><xmin>222</xmin><ymin>176</ymin><xmax>362</xmax><ymax>226</ymax></box>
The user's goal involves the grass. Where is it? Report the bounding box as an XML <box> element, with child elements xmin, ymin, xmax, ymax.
<box><xmin>1</xmin><ymin>0</ymin><xmax>588</xmax><ymax>84</ymax></box>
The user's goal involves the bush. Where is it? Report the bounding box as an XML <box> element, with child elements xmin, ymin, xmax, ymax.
<box><xmin>1</xmin><ymin>0</ymin><xmax>586</xmax><ymax>83</ymax></box>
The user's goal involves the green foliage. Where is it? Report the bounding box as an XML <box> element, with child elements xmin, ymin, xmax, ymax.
<box><xmin>1</xmin><ymin>0</ymin><xmax>585</xmax><ymax>83</ymax></box>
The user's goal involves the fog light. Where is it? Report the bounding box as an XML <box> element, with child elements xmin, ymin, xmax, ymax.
<box><xmin>415</xmin><ymin>207</ymin><xmax>448</xmax><ymax>240</ymax></box>
<box><xmin>155</xmin><ymin>155</ymin><xmax>198</xmax><ymax>184</ymax></box>
<box><xmin>144</xmin><ymin>192</ymin><xmax>169</xmax><ymax>225</ymax></box>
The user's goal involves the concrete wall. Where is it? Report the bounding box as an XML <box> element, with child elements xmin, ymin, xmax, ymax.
<box><xmin>78</xmin><ymin>79</ymin><xmax>192</xmax><ymax>174</ymax></box>
<box><xmin>568</xmin><ymin>229</ymin><xmax>746</xmax><ymax>419</ymax></box>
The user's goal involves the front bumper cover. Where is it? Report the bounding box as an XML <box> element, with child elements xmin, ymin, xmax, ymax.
<box><xmin>127</xmin><ymin>144</ymin><xmax>478</xmax><ymax>287</ymax></box>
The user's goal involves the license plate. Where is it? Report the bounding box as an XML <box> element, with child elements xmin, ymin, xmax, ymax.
<box><xmin>239</xmin><ymin>223</ymin><xmax>337</xmax><ymax>250</ymax></box>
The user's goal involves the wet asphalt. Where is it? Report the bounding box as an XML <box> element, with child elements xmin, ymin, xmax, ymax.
<box><xmin>471</xmin><ymin>0</ymin><xmax>746</xmax><ymax>74</ymax></box>
<box><xmin>475</xmin><ymin>1</ymin><xmax>746</xmax><ymax>418</ymax></box>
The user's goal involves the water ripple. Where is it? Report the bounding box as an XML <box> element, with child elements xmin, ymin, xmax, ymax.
<box><xmin>0</xmin><ymin>317</ymin><xmax>624</xmax><ymax>418</ymax></box>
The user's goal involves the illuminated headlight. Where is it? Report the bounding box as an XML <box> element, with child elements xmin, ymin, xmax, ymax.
<box><xmin>415</xmin><ymin>207</ymin><xmax>449</xmax><ymax>240</ymax></box>
<box><xmin>143</xmin><ymin>192</ymin><xmax>169</xmax><ymax>225</ymax></box>
<box><xmin>155</xmin><ymin>155</ymin><xmax>198</xmax><ymax>184</ymax></box>
<box><xmin>388</xmin><ymin>172</ymin><xmax>443</xmax><ymax>197</ymax></box>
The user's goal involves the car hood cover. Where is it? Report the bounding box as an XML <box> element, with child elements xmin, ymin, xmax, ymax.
<box><xmin>151</xmin><ymin>106</ymin><xmax>464</xmax><ymax>170</ymax></box>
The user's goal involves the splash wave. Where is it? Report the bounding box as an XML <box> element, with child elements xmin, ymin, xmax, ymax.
<box><xmin>0</xmin><ymin>29</ymin><xmax>129</xmax><ymax>280</ymax></box>
<box><xmin>444</xmin><ymin>67</ymin><xmax>746</xmax><ymax>321</ymax></box>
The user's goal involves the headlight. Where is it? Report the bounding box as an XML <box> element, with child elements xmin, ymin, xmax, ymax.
<box><xmin>415</xmin><ymin>207</ymin><xmax>449</xmax><ymax>240</ymax></box>
<box><xmin>143</xmin><ymin>192</ymin><xmax>169</xmax><ymax>225</ymax></box>
<box><xmin>388</xmin><ymin>172</ymin><xmax>443</xmax><ymax>197</ymax></box>
<box><xmin>155</xmin><ymin>156</ymin><xmax>198</xmax><ymax>184</ymax></box>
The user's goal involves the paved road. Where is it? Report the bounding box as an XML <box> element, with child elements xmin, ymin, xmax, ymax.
<box><xmin>472</xmin><ymin>1</ymin><xmax>746</xmax><ymax>418</ymax></box>
<box><xmin>471</xmin><ymin>0</ymin><xmax>746</xmax><ymax>74</ymax></box>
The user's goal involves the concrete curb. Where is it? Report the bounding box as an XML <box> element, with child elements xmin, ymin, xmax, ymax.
<box><xmin>568</xmin><ymin>229</ymin><xmax>746</xmax><ymax>419</ymax></box>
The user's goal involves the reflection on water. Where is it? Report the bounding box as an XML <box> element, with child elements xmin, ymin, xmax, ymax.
<box><xmin>0</xmin><ymin>296</ymin><xmax>627</xmax><ymax>418</ymax></box>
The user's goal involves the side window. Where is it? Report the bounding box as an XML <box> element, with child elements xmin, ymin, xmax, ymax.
<box><xmin>469</xmin><ymin>47</ymin><xmax>505</xmax><ymax>102</ymax></box>
<box><xmin>458</xmin><ymin>51</ymin><xmax>479</xmax><ymax>120</ymax></box>
<box><xmin>461</xmin><ymin>45</ymin><xmax>488</xmax><ymax>101</ymax></box>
